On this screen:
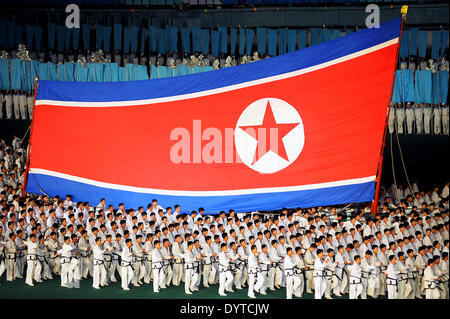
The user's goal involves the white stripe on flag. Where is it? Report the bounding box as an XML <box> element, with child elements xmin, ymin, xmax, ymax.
<box><xmin>29</xmin><ymin>168</ymin><xmax>376</xmax><ymax>197</ymax></box>
<box><xmin>35</xmin><ymin>38</ymin><xmax>398</xmax><ymax>108</ymax></box>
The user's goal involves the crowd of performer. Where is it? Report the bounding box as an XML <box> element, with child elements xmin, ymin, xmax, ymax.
<box><xmin>388</xmin><ymin>102</ymin><xmax>449</xmax><ymax>135</ymax></box>
<box><xmin>0</xmin><ymin>137</ymin><xmax>448</xmax><ymax>299</ymax></box>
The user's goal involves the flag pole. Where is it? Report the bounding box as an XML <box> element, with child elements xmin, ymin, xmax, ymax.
<box><xmin>23</xmin><ymin>77</ymin><xmax>39</xmax><ymax>194</ymax></box>
<box><xmin>371</xmin><ymin>6</ymin><xmax>408</xmax><ymax>214</ymax></box>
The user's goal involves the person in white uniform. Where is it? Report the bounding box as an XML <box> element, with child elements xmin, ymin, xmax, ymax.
<box><xmin>247</xmin><ymin>244</ymin><xmax>264</xmax><ymax>298</ymax></box>
<box><xmin>385</xmin><ymin>255</ymin><xmax>400</xmax><ymax>299</ymax></box>
<box><xmin>433</xmin><ymin>104</ymin><xmax>442</xmax><ymax>135</ymax></box>
<box><xmin>23</xmin><ymin>234</ymin><xmax>39</xmax><ymax>286</ymax></box>
<box><xmin>442</xmin><ymin>103</ymin><xmax>449</xmax><ymax>135</ymax></box>
<box><xmin>180</xmin><ymin>241</ymin><xmax>199</xmax><ymax>294</ymax></box>
<box><xmin>348</xmin><ymin>255</ymin><xmax>363</xmax><ymax>299</ymax></box>
<box><xmin>423</xmin><ymin>257</ymin><xmax>442</xmax><ymax>299</ymax></box>
<box><xmin>284</xmin><ymin>247</ymin><xmax>301</xmax><ymax>299</ymax></box>
<box><xmin>396</xmin><ymin>104</ymin><xmax>405</xmax><ymax>134</ymax></box>
<box><xmin>151</xmin><ymin>240</ymin><xmax>165</xmax><ymax>293</ymax></box>
<box><xmin>405</xmin><ymin>102</ymin><xmax>415</xmax><ymax>134</ymax></box>
<box><xmin>414</xmin><ymin>103</ymin><xmax>423</xmax><ymax>134</ymax></box>
<box><xmin>120</xmin><ymin>238</ymin><xmax>134</xmax><ymax>291</ymax></box>
<box><xmin>313</xmin><ymin>249</ymin><xmax>329</xmax><ymax>299</ymax></box>
<box><xmin>423</xmin><ymin>103</ymin><xmax>432</xmax><ymax>134</ymax></box>
<box><xmin>218</xmin><ymin>242</ymin><xmax>234</xmax><ymax>296</ymax></box>
<box><xmin>92</xmin><ymin>237</ymin><xmax>107</xmax><ymax>289</ymax></box>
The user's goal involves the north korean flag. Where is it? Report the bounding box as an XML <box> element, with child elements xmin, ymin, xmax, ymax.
<box><xmin>26</xmin><ymin>18</ymin><xmax>401</xmax><ymax>212</ymax></box>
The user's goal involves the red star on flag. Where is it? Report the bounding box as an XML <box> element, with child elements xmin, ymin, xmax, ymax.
<box><xmin>238</xmin><ymin>101</ymin><xmax>299</xmax><ymax>164</ymax></box>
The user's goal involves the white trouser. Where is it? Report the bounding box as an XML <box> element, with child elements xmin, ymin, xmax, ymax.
<box><xmin>248</xmin><ymin>272</ymin><xmax>264</xmax><ymax>298</ymax></box>
<box><xmin>295</xmin><ymin>273</ymin><xmax>304</xmax><ymax>296</ymax></box>
<box><xmin>425</xmin><ymin>287</ymin><xmax>440</xmax><ymax>299</ymax></box>
<box><xmin>397</xmin><ymin>278</ymin><xmax>406</xmax><ymax>299</ymax></box>
<box><xmin>424</xmin><ymin>117</ymin><xmax>431</xmax><ymax>134</ymax></box>
<box><xmin>70</xmin><ymin>258</ymin><xmax>80</xmax><ymax>288</ymax></box>
<box><xmin>416</xmin><ymin>118</ymin><xmax>423</xmax><ymax>134</ymax></box>
<box><xmin>121</xmin><ymin>263</ymin><xmax>133</xmax><ymax>289</ymax></box>
<box><xmin>434</xmin><ymin>118</ymin><xmax>441</xmax><ymax>134</ymax></box>
<box><xmin>234</xmin><ymin>267</ymin><xmax>243</xmax><ymax>289</ymax></box>
<box><xmin>60</xmin><ymin>258</ymin><xmax>72</xmax><ymax>287</ymax></box>
<box><xmin>268</xmin><ymin>267</ymin><xmax>275</xmax><ymax>290</ymax></box>
<box><xmin>173</xmin><ymin>261</ymin><xmax>183</xmax><ymax>286</ymax></box>
<box><xmin>106</xmin><ymin>257</ymin><xmax>117</xmax><ymax>282</ymax></box>
<box><xmin>152</xmin><ymin>264</ymin><xmax>165</xmax><ymax>292</ymax></box>
<box><xmin>93</xmin><ymin>262</ymin><xmax>107</xmax><ymax>288</ymax></box>
<box><xmin>314</xmin><ymin>275</ymin><xmax>327</xmax><ymax>299</ymax></box>
<box><xmin>361</xmin><ymin>276</ymin><xmax>368</xmax><ymax>299</ymax></box>
<box><xmin>5</xmin><ymin>256</ymin><xmax>15</xmax><ymax>281</ymax></box>
<box><xmin>164</xmin><ymin>264</ymin><xmax>173</xmax><ymax>287</ymax></box>
<box><xmin>285</xmin><ymin>274</ymin><xmax>301</xmax><ymax>299</ymax></box>
<box><xmin>305</xmin><ymin>269</ymin><xmax>314</xmax><ymax>292</ymax></box>
<box><xmin>132</xmin><ymin>259</ymin><xmax>144</xmax><ymax>284</ymax></box>
<box><xmin>184</xmin><ymin>267</ymin><xmax>198</xmax><ymax>293</ymax></box>
<box><xmin>209</xmin><ymin>263</ymin><xmax>217</xmax><ymax>285</ymax></box>
<box><xmin>406</xmin><ymin>119</ymin><xmax>414</xmax><ymax>134</ymax></box>
<box><xmin>275</xmin><ymin>264</ymin><xmax>285</xmax><ymax>287</ymax></box>
<box><xmin>143</xmin><ymin>258</ymin><xmax>152</xmax><ymax>283</ymax></box>
<box><xmin>202</xmin><ymin>263</ymin><xmax>211</xmax><ymax>287</ymax></box>
<box><xmin>13</xmin><ymin>100</ymin><xmax>20</xmax><ymax>119</ymax></box>
<box><xmin>219</xmin><ymin>270</ymin><xmax>233</xmax><ymax>295</ymax></box>
<box><xmin>80</xmin><ymin>256</ymin><xmax>89</xmax><ymax>278</ymax></box>
<box><xmin>259</xmin><ymin>270</ymin><xmax>269</xmax><ymax>294</ymax></box>
<box><xmin>27</xmin><ymin>101</ymin><xmax>33</xmax><ymax>119</ymax></box>
<box><xmin>15</xmin><ymin>255</ymin><xmax>24</xmax><ymax>277</ymax></box>
<box><xmin>388</xmin><ymin>119</ymin><xmax>395</xmax><ymax>134</ymax></box>
<box><xmin>26</xmin><ymin>258</ymin><xmax>37</xmax><ymax>285</ymax></box>
<box><xmin>349</xmin><ymin>281</ymin><xmax>363</xmax><ymax>299</ymax></box>
<box><xmin>19</xmin><ymin>102</ymin><xmax>27</xmax><ymax>120</ymax></box>
<box><xmin>5</xmin><ymin>100</ymin><xmax>12</xmax><ymax>119</ymax></box>
<box><xmin>387</xmin><ymin>282</ymin><xmax>398</xmax><ymax>299</ymax></box>
<box><xmin>367</xmin><ymin>274</ymin><xmax>380</xmax><ymax>298</ymax></box>
<box><xmin>406</xmin><ymin>278</ymin><xmax>415</xmax><ymax>299</ymax></box>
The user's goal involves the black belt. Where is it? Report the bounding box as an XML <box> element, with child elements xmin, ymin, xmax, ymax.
<box><xmin>26</xmin><ymin>254</ymin><xmax>38</xmax><ymax>261</ymax></box>
<box><xmin>121</xmin><ymin>260</ymin><xmax>134</xmax><ymax>271</ymax></box>
<box><xmin>260</xmin><ymin>264</ymin><xmax>269</xmax><ymax>272</ymax></box>
<box><xmin>285</xmin><ymin>268</ymin><xmax>295</xmax><ymax>277</ymax></box>
<box><xmin>313</xmin><ymin>270</ymin><xmax>324</xmax><ymax>278</ymax></box>
<box><xmin>361</xmin><ymin>271</ymin><xmax>370</xmax><ymax>279</ymax></box>
<box><xmin>185</xmin><ymin>263</ymin><xmax>195</xmax><ymax>270</ymax></box>
<box><xmin>349</xmin><ymin>276</ymin><xmax>362</xmax><ymax>285</ymax></box>
<box><xmin>104</xmin><ymin>254</ymin><xmax>112</xmax><ymax>264</ymax></box>
<box><xmin>37</xmin><ymin>255</ymin><xmax>50</xmax><ymax>265</ymax></box>
<box><xmin>219</xmin><ymin>263</ymin><xmax>230</xmax><ymax>273</ymax></box>
<box><xmin>6</xmin><ymin>253</ymin><xmax>16</xmax><ymax>261</ymax></box>
<box><xmin>94</xmin><ymin>259</ymin><xmax>104</xmax><ymax>266</ymax></box>
<box><xmin>152</xmin><ymin>261</ymin><xmax>163</xmax><ymax>270</ymax></box>
<box><xmin>248</xmin><ymin>268</ymin><xmax>259</xmax><ymax>275</ymax></box>
<box><xmin>387</xmin><ymin>277</ymin><xmax>398</xmax><ymax>286</ymax></box>
<box><xmin>112</xmin><ymin>253</ymin><xmax>121</xmax><ymax>261</ymax></box>
<box><xmin>61</xmin><ymin>257</ymin><xmax>72</xmax><ymax>264</ymax></box>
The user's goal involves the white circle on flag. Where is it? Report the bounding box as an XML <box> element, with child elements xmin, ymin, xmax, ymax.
<box><xmin>234</xmin><ymin>97</ymin><xmax>305</xmax><ymax>174</ymax></box>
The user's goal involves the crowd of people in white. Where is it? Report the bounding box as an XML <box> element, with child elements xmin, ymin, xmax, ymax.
<box><xmin>0</xmin><ymin>136</ymin><xmax>448</xmax><ymax>299</ymax></box>
<box><xmin>388</xmin><ymin>102</ymin><xmax>449</xmax><ymax>135</ymax></box>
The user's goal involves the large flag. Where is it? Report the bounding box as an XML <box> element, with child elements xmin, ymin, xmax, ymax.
<box><xmin>26</xmin><ymin>19</ymin><xmax>401</xmax><ymax>212</ymax></box>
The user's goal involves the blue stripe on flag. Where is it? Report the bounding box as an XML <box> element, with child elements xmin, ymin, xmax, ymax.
<box><xmin>36</xmin><ymin>18</ymin><xmax>401</xmax><ymax>103</ymax></box>
<box><xmin>26</xmin><ymin>173</ymin><xmax>375</xmax><ymax>212</ymax></box>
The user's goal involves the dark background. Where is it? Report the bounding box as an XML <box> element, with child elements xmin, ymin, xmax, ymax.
<box><xmin>1</xmin><ymin>119</ymin><xmax>448</xmax><ymax>193</ymax></box>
